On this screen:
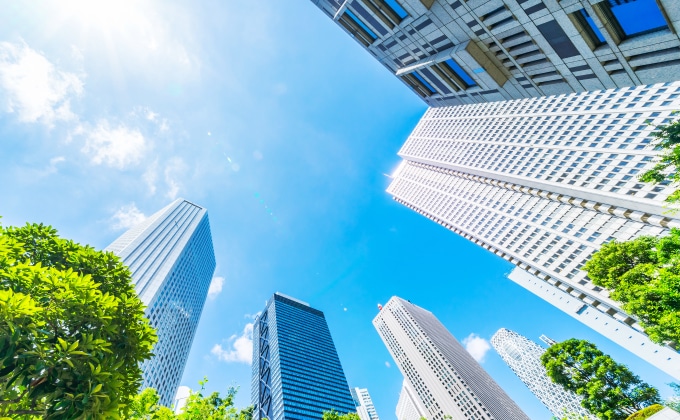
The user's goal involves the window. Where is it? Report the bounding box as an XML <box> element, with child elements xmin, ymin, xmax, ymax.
<box><xmin>362</xmin><ymin>0</ymin><xmax>407</xmax><ymax>29</ymax></box>
<box><xmin>442</xmin><ymin>59</ymin><xmax>477</xmax><ymax>88</ymax></box>
<box><xmin>594</xmin><ymin>0</ymin><xmax>668</xmax><ymax>42</ymax></box>
<box><xmin>339</xmin><ymin>10</ymin><xmax>377</xmax><ymax>47</ymax></box>
<box><xmin>572</xmin><ymin>8</ymin><xmax>606</xmax><ymax>49</ymax></box>
<box><xmin>401</xmin><ymin>73</ymin><xmax>436</xmax><ymax>97</ymax></box>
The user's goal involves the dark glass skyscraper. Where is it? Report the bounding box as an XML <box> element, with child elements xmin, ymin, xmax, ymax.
<box><xmin>251</xmin><ymin>293</ymin><xmax>356</xmax><ymax>420</ymax></box>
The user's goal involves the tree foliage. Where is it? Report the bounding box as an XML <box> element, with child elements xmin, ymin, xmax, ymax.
<box><xmin>583</xmin><ymin>229</ymin><xmax>680</xmax><ymax>345</ymax></box>
<box><xmin>126</xmin><ymin>378</ymin><xmax>252</xmax><ymax>420</ymax></box>
<box><xmin>639</xmin><ymin>116</ymin><xmax>680</xmax><ymax>205</ymax></box>
<box><xmin>321</xmin><ymin>411</ymin><xmax>361</xmax><ymax>420</ymax></box>
<box><xmin>625</xmin><ymin>404</ymin><xmax>663</xmax><ymax>420</ymax></box>
<box><xmin>0</xmin><ymin>222</ymin><xmax>157</xmax><ymax>419</ymax></box>
<box><xmin>541</xmin><ymin>339</ymin><xmax>660</xmax><ymax>420</ymax></box>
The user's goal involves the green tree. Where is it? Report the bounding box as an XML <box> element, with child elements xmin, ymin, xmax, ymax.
<box><xmin>583</xmin><ymin>229</ymin><xmax>680</xmax><ymax>345</ymax></box>
<box><xmin>639</xmin><ymin>116</ymin><xmax>680</xmax><ymax>205</ymax></box>
<box><xmin>665</xmin><ymin>383</ymin><xmax>680</xmax><ymax>412</ymax></box>
<box><xmin>541</xmin><ymin>339</ymin><xmax>660</xmax><ymax>420</ymax></box>
<box><xmin>321</xmin><ymin>411</ymin><xmax>361</xmax><ymax>420</ymax></box>
<box><xmin>126</xmin><ymin>378</ymin><xmax>252</xmax><ymax>420</ymax></box>
<box><xmin>0</xmin><ymin>222</ymin><xmax>157</xmax><ymax>419</ymax></box>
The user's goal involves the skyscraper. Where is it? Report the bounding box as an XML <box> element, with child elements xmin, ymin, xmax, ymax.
<box><xmin>395</xmin><ymin>380</ymin><xmax>427</xmax><ymax>420</ymax></box>
<box><xmin>311</xmin><ymin>0</ymin><xmax>680</xmax><ymax>107</ymax></box>
<box><xmin>386</xmin><ymin>81</ymin><xmax>680</xmax><ymax>378</ymax></box>
<box><xmin>351</xmin><ymin>387</ymin><xmax>380</xmax><ymax>420</ymax></box>
<box><xmin>373</xmin><ymin>296</ymin><xmax>530</xmax><ymax>420</ymax></box>
<box><xmin>490</xmin><ymin>328</ymin><xmax>594</xmax><ymax>419</ymax></box>
<box><xmin>251</xmin><ymin>293</ymin><xmax>356</xmax><ymax>420</ymax></box>
<box><xmin>106</xmin><ymin>198</ymin><xmax>216</xmax><ymax>406</ymax></box>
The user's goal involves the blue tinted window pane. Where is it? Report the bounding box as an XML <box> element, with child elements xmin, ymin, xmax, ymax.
<box><xmin>384</xmin><ymin>0</ymin><xmax>408</xmax><ymax>19</ymax></box>
<box><xmin>445</xmin><ymin>59</ymin><xmax>477</xmax><ymax>87</ymax></box>
<box><xmin>610</xmin><ymin>0</ymin><xmax>667</xmax><ymax>36</ymax></box>
<box><xmin>579</xmin><ymin>9</ymin><xmax>605</xmax><ymax>42</ymax></box>
<box><xmin>345</xmin><ymin>9</ymin><xmax>378</xmax><ymax>40</ymax></box>
<box><xmin>412</xmin><ymin>72</ymin><xmax>436</xmax><ymax>94</ymax></box>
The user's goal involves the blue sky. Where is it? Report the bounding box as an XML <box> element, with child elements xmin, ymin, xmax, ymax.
<box><xmin>0</xmin><ymin>1</ymin><xmax>676</xmax><ymax>419</ymax></box>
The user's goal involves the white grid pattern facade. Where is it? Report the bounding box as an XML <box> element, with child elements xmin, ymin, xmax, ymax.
<box><xmin>490</xmin><ymin>328</ymin><xmax>594</xmax><ymax>419</ymax></box>
<box><xmin>106</xmin><ymin>199</ymin><xmax>216</xmax><ymax>406</ymax></box>
<box><xmin>373</xmin><ymin>297</ymin><xmax>530</xmax><ymax>420</ymax></box>
<box><xmin>352</xmin><ymin>388</ymin><xmax>380</xmax><ymax>420</ymax></box>
<box><xmin>386</xmin><ymin>82</ymin><xmax>680</xmax><ymax>379</ymax></box>
<box><xmin>396</xmin><ymin>380</ymin><xmax>428</xmax><ymax>420</ymax></box>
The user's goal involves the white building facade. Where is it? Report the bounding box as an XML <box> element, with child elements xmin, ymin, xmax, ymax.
<box><xmin>351</xmin><ymin>387</ymin><xmax>380</xmax><ymax>420</ymax></box>
<box><xmin>396</xmin><ymin>380</ymin><xmax>428</xmax><ymax>420</ymax></box>
<box><xmin>490</xmin><ymin>328</ymin><xmax>594</xmax><ymax>419</ymax></box>
<box><xmin>386</xmin><ymin>82</ymin><xmax>680</xmax><ymax>378</ymax></box>
<box><xmin>373</xmin><ymin>296</ymin><xmax>530</xmax><ymax>420</ymax></box>
<box><xmin>106</xmin><ymin>199</ymin><xmax>216</xmax><ymax>406</ymax></box>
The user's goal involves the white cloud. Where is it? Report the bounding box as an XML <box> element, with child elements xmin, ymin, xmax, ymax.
<box><xmin>385</xmin><ymin>361</ymin><xmax>391</xmax><ymax>368</ymax></box>
<box><xmin>211</xmin><ymin>322</ymin><xmax>253</xmax><ymax>364</ymax></box>
<box><xmin>462</xmin><ymin>333</ymin><xmax>491</xmax><ymax>363</ymax></box>
<box><xmin>164</xmin><ymin>157</ymin><xmax>188</xmax><ymax>200</ymax></box>
<box><xmin>82</xmin><ymin>121</ymin><xmax>148</xmax><ymax>169</ymax></box>
<box><xmin>0</xmin><ymin>41</ymin><xmax>83</xmax><ymax>126</ymax></box>
<box><xmin>41</xmin><ymin>156</ymin><xmax>66</xmax><ymax>176</ymax></box>
<box><xmin>111</xmin><ymin>203</ymin><xmax>146</xmax><ymax>230</ymax></box>
<box><xmin>207</xmin><ymin>276</ymin><xmax>224</xmax><ymax>300</ymax></box>
<box><xmin>143</xmin><ymin>161</ymin><xmax>159</xmax><ymax>195</ymax></box>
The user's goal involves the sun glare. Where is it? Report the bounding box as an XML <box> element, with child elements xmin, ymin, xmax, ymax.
<box><xmin>60</xmin><ymin>0</ymin><xmax>141</xmax><ymax>29</ymax></box>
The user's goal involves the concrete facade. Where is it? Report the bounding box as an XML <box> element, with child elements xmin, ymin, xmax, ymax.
<box><xmin>396</xmin><ymin>380</ymin><xmax>428</xmax><ymax>420</ymax></box>
<box><xmin>311</xmin><ymin>0</ymin><xmax>680</xmax><ymax>106</ymax></box>
<box><xmin>386</xmin><ymin>81</ymin><xmax>680</xmax><ymax>378</ymax></box>
<box><xmin>352</xmin><ymin>387</ymin><xmax>380</xmax><ymax>420</ymax></box>
<box><xmin>373</xmin><ymin>296</ymin><xmax>531</xmax><ymax>420</ymax></box>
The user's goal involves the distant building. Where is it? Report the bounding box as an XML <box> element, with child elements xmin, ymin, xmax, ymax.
<box><xmin>311</xmin><ymin>0</ymin><xmax>680</xmax><ymax>107</ymax></box>
<box><xmin>251</xmin><ymin>293</ymin><xmax>356</xmax><ymax>420</ymax></box>
<box><xmin>352</xmin><ymin>387</ymin><xmax>380</xmax><ymax>420</ymax></box>
<box><xmin>395</xmin><ymin>380</ymin><xmax>427</xmax><ymax>420</ymax></box>
<box><xmin>173</xmin><ymin>386</ymin><xmax>191</xmax><ymax>414</ymax></box>
<box><xmin>373</xmin><ymin>296</ymin><xmax>530</xmax><ymax>420</ymax></box>
<box><xmin>386</xmin><ymin>82</ymin><xmax>680</xmax><ymax>378</ymax></box>
<box><xmin>106</xmin><ymin>198</ymin><xmax>216</xmax><ymax>406</ymax></box>
<box><xmin>491</xmin><ymin>328</ymin><xmax>595</xmax><ymax>419</ymax></box>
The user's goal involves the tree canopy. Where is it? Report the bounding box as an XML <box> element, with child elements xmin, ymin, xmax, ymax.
<box><xmin>126</xmin><ymin>378</ymin><xmax>252</xmax><ymax>420</ymax></box>
<box><xmin>0</xmin><ymin>222</ymin><xmax>157</xmax><ymax>419</ymax></box>
<box><xmin>583</xmin><ymin>229</ymin><xmax>680</xmax><ymax>345</ymax></box>
<box><xmin>541</xmin><ymin>339</ymin><xmax>660</xmax><ymax>420</ymax></box>
<box><xmin>639</xmin><ymin>116</ymin><xmax>680</xmax><ymax>205</ymax></box>
<box><xmin>321</xmin><ymin>411</ymin><xmax>361</xmax><ymax>420</ymax></box>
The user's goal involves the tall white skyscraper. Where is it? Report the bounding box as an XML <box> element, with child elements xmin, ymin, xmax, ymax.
<box><xmin>395</xmin><ymin>380</ymin><xmax>427</xmax><ymax>420</ymax></box>
<box><xmin>351</xmin><ymin>387</ymin><xmax>380</xmax><ymax>420</ymax></box>
<box><xmin>386</xmin><ymin>81</ymin><xmax>680</xmax><ymax>378</ymax></box>
<box><xmin>106</xmin><ymin>198</ymin><xmax>216</xmax><ymax>406</ymax></box>
<box><xmin>490</xmin><ymin>328</ymin><xmax>594</xmax><ymax>419</ymax></box>
<box><xmin>373</xmin><ymin>296</ymin><xmax>530</xmax><ymax>420</ymax></box>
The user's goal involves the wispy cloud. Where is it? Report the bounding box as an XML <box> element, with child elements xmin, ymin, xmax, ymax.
<box><xmin>0</xmin><ymin>41</ymin><xmax>83</xmax><ymax>126</ymax></box>
<box><xmin>111</xmin><ymin>203</ymin><xmax>146</xmax><ymax>230</ymax></box>
<box><xmin>385</xmin><ymin>361</ymin><xmax>391</xmax><ymax>368</ymax></box>
<box><xmin>462</xmin><ymin>333</ymin><xmax>491</xmax><ymax>363</ymax></box>
<box><xmin>82</xmin><ymin>121</ymin><xmax>149</xmax><ymax>169</ymax></box>
<box><xmin>207</xmin><ymin>276</ymin><xmax>224</xmax><ymax>300</ymax></box>
<box><xmin>211</xmin><ymin>322</ymin><xmax>254</xmax><ymax>364</ymax></box>
<box><xmin>164</xmin><ymin>157</ymin><xmax>187</xmax><ymax>200</ymax></box>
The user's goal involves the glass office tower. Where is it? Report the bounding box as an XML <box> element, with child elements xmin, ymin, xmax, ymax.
<box><xmin>251</xmin><ymin>293</ymin><xmax>356</xmax><ymax>420</ymax></box>
<box><xmin>106</xmin><ymin>198</ymin><xmax>216</xmax><ymax>406</ymax></box>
